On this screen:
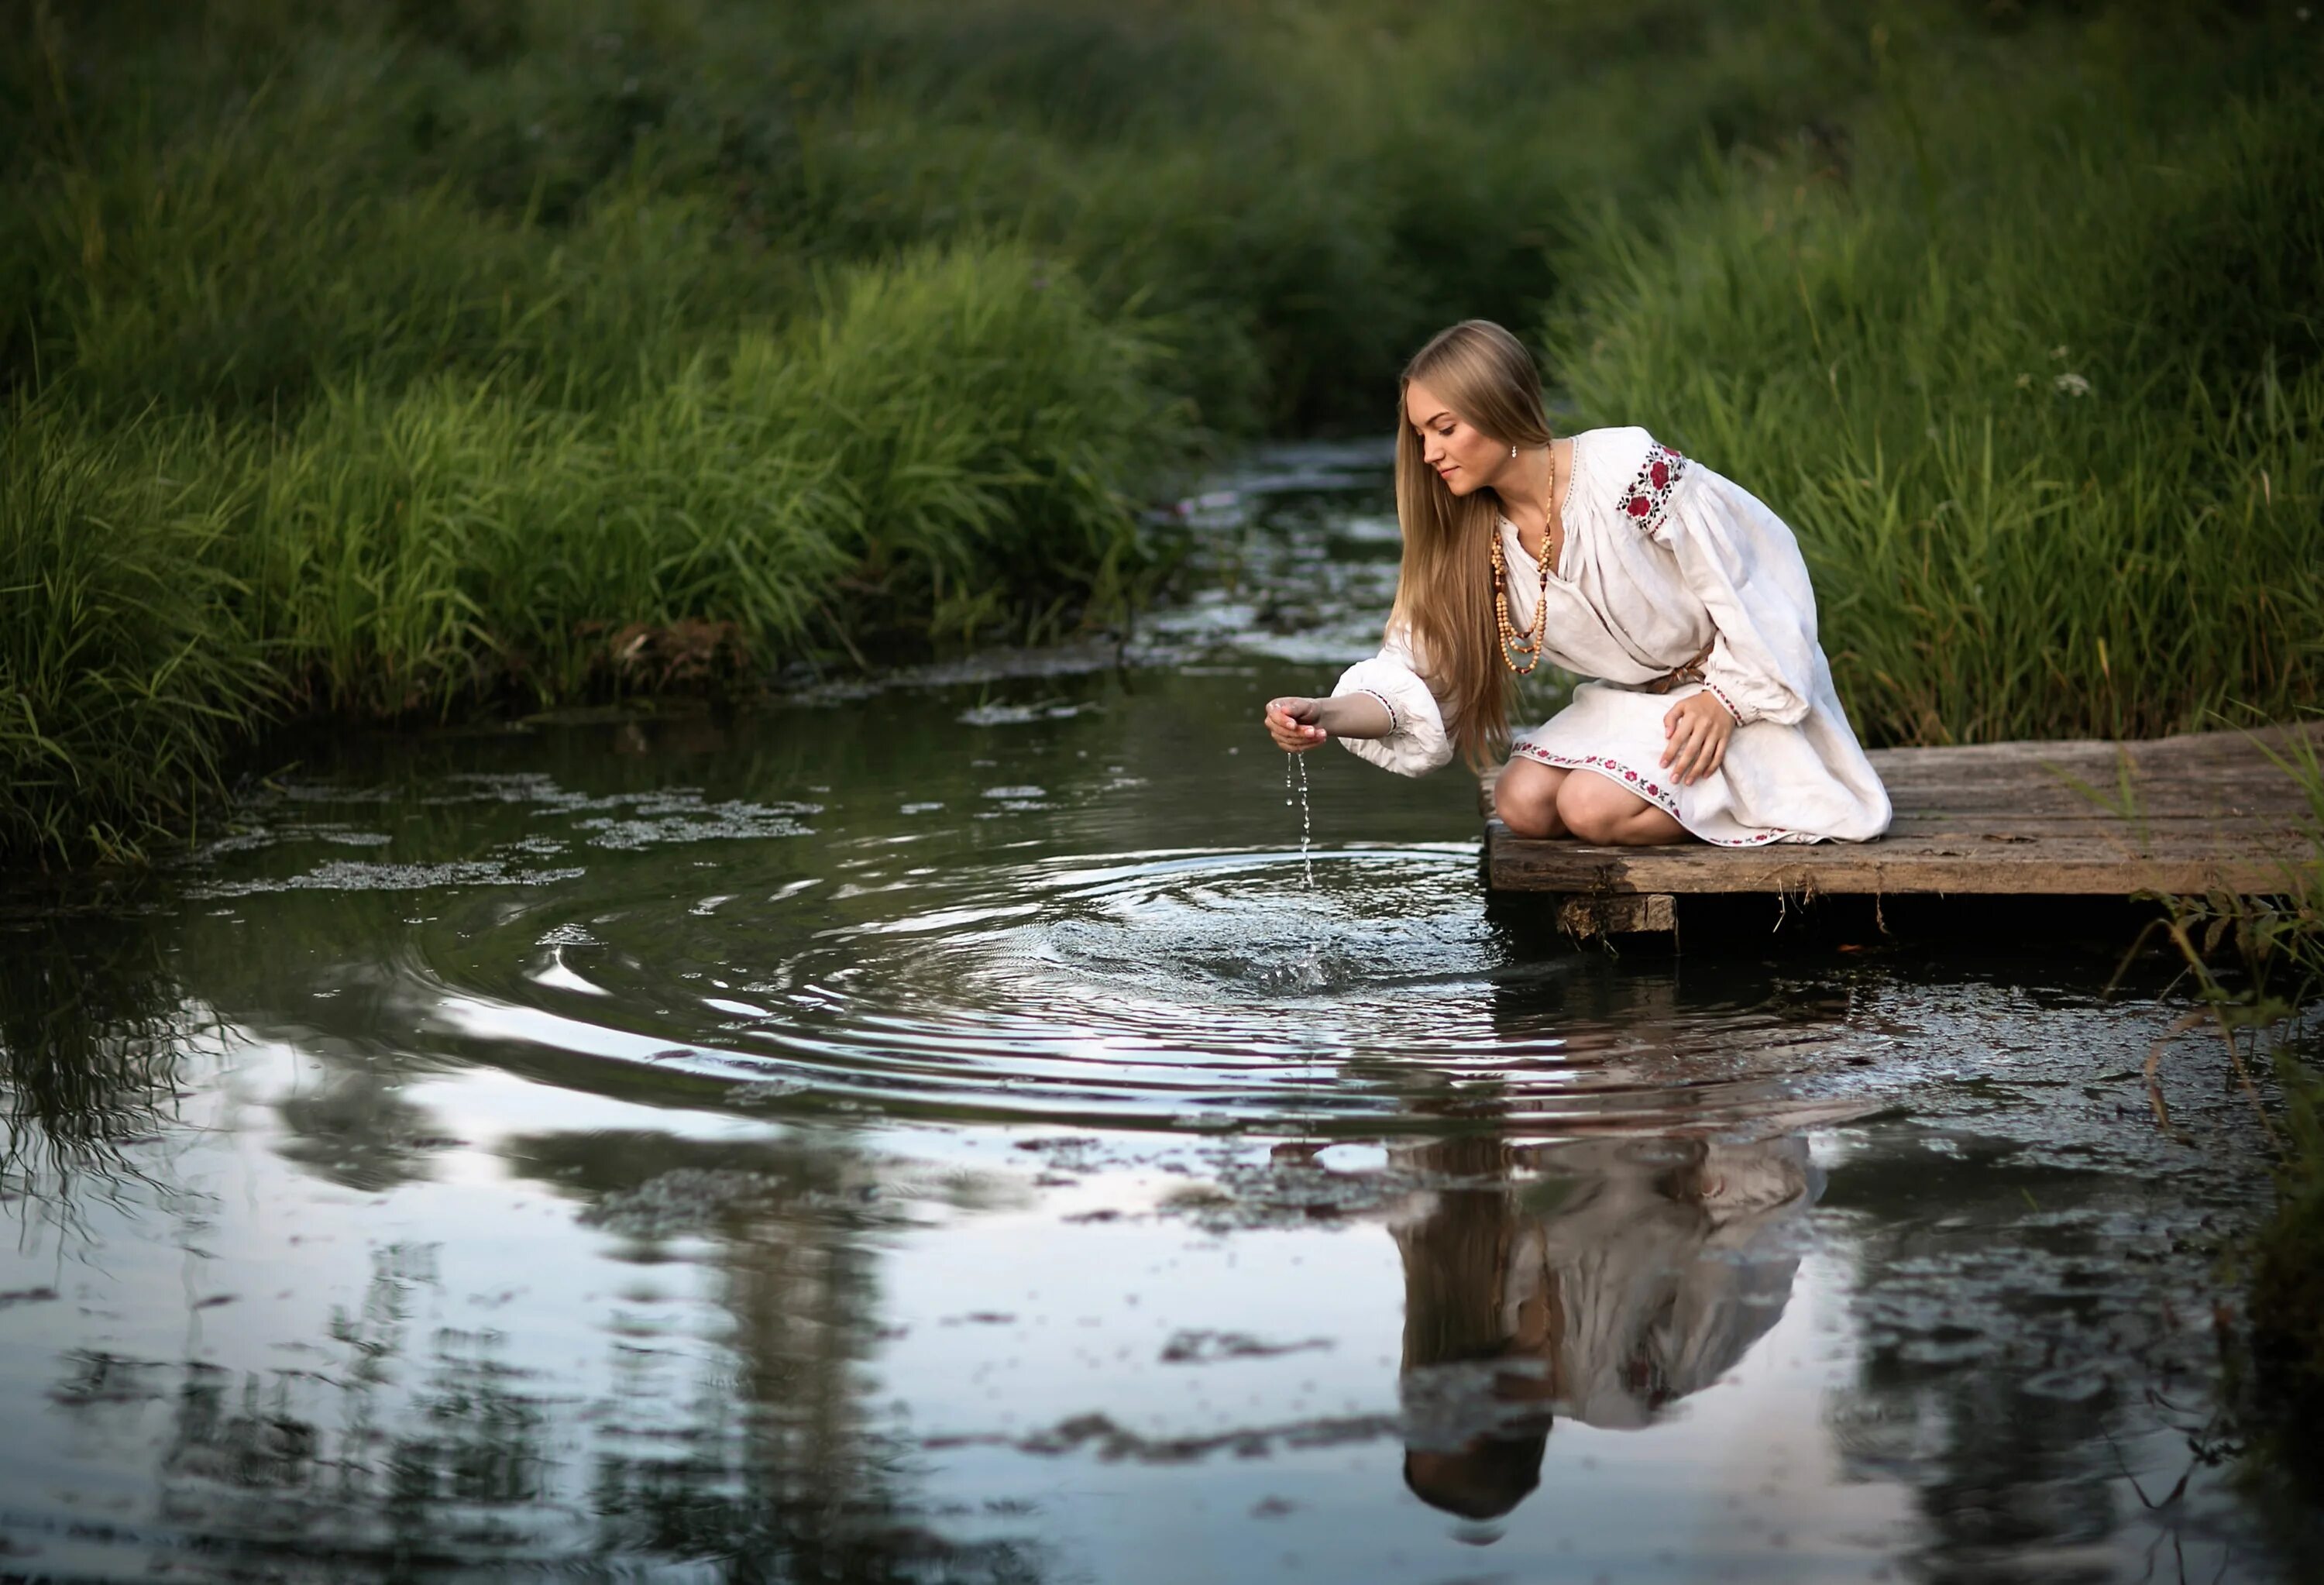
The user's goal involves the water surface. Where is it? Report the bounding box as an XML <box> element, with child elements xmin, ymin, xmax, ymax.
<box><xmin>2</xmin><ymin>445</ymin><xmax>2315</xmax><ymax>1583</ymax></box>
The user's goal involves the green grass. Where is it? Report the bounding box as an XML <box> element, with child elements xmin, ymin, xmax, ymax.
<box><xmin>0</xmin><ymin>403</ymin><xmax>266</xmax><ymax>861</ymax></box>
<box><xmin>226</xmin><ymin>241</ymin><xmax>1181</xmax><ymax>717</ymax></box>
<box><xmin>4</xmin><ymin>0</ymin><xmax>1868</xmax><ymax>431</ymax></box>
<box><xmin>2</xmin><ymin>239</ymin><xmax>1183</xmax><ymax>861</ymax></box>
<box><xmin>2</xmin><ymin>0</ymin><xmax>2320</xmax><ymax>865</ymax></box>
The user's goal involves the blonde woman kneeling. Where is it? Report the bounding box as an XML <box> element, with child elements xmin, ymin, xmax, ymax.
<box><xmin>1263</xmin><ymin>320</ymin><xmax>1890</xmax><ymax>848</ymax></box>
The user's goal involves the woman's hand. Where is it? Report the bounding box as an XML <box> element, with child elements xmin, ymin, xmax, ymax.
<box><xmin>1660</xmin><ymin>692</ymin><xmax>1737</xmax><ymax>785</ymax></box>
<box><xmin>1264</xmin><ymin>696</ymin><xmax>1329</xmax><ymax>751</ymax></box>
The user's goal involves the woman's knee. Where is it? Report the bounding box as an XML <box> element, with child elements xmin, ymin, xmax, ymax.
<box><xmin>1555</xmin><ymin>772</ymin><xmax>1640</xmax><ymax>844</ymax></box>
<box><xmin>1494</xmin><ymin>764</ymin><xmax>1565</xmax><ymax>838</ymax></box>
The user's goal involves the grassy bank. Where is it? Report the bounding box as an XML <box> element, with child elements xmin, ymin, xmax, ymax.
<box><xmin>3</xmin><ymin>239</ymin><xmax>1186</xmax><ymax>860</ymax></box>
<box><xmin>4</xmin><ymin>1</ymin><xmax>2322</xmax><ymax>866</ymax></box>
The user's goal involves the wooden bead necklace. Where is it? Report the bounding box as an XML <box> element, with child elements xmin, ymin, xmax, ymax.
<box><xmin>1490</xmin><ymin>443</ymin><xmax>1560</xmax><ymax>676</ymax></box>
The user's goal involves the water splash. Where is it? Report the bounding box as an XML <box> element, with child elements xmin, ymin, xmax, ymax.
<box><xmin>1284</xmin><ymin>751</ymin><xmax>1315</xmax><ymax>888</ymax></box>
<box><xmin>1252</xmin><ymin>940</ymin><xmax>1332</xmax><ymax>992</ymax></box>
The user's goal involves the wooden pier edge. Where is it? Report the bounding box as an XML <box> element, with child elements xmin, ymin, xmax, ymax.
<box><xmin>1480</xmin><ymin>723</ymin><xmax>2319</xmax><ymax>930</ymax></box>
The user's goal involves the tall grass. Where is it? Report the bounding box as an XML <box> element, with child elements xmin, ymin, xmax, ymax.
<box><xmin>226</xmin><ymin>242</ymin><xmax>1178</xmax><ymax>717</ymax></box>
<box><xmin>0</xmin><ymin>405</ymin><xmax>266</xmax><ymax>861</ymax></box>
<box><xmin>1552</xmin><ymin>20</ymin><xmax>2324</xmax><ymax>744</ymax></box>
<box><xmin>4</xmin><ymin>0</ymin><xmax>1872</xmax><ymax>430</ymax></box>
<box><xmin>2</xmin><ymin>237</ymin><xmax>1175</xmax><ymax>865</ymax></box>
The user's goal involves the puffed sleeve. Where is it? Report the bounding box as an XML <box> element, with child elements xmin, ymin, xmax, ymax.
<box><xmin>1652</xmin><ymin>469</ymin><xmax>1819</xmax><ymax>727</ymax></box>
<box><xmin>1330</xmin><ymin>621</ymin><xmax>1453</xmax><ymax>776</ymax></box>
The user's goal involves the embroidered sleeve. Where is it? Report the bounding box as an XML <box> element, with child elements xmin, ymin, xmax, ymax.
<box><xmin>1329</xmin><ymin>623</ymin><xmax>1452</xmax><ymax>778</ymax></box>
<box><xmin>1616</xmin><ymin>440</ymin><xmax>1690</xmax><ymax>537</ymax></box>
<box><xmin>1702</xmin><ymin>680</ymin><xmax>1746</xmax><ymax>726</ymax></box>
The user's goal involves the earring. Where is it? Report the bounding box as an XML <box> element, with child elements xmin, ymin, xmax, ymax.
<box><xmin>1510</xmin><ymin>444</ymin><xmax>1518</xmax><ymax>459</ymax></box>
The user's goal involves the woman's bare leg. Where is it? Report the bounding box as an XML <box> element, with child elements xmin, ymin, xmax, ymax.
<box><xmin>1493</xmin><ymin>758</ymin><xmax>1572</xmax><ymax>838</ymax></box>
<box><xmin>1555</xmin><ymin>768</ymin><xmax>1690</xmax><ymax>846</ymax></box>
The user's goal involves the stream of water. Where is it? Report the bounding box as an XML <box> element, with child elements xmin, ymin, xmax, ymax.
<box><xmin>2</xmin><ymin>444</ymin><xmax>2316</xmax><ymax>1582</ymax></box>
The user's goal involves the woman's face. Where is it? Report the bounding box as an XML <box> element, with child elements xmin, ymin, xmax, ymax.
<box><xmin>1404</xmin><ymin>378</ymin><xmax>1509</xmax><ymax>497</ymax></box>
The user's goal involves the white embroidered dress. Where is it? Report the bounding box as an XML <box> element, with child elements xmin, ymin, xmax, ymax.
<box><xmin>1332</xmin><ymin>426</ymin><xmax>1891</xmax><ymax>846</ymax></box>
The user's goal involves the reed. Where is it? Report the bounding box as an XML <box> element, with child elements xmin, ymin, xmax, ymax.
<box><xmin>0</xmin><ymin>404</ymin><xmax>266</xmax><ymax>863</ymax></box>
<box><xmin>224</xmin><ymin>241</ymin><xmax>1181</xmax><ymax>717</ymax></box>
<box><xmin>4</xmin><ymin>0</ymin><xmax>1871</xmax><ymax>431</ymax></box>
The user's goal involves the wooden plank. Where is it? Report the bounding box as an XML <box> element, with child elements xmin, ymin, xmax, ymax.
<box><xmin>1481</xmin><ymin>722</ymin><xmax>2319</xmax><ymax>900</ymax></box>
<box><xmin>1485</xmin><ymin>832</ymin><xmax>2303</xmax><ymax>896</ymax></box>
<box><xmin>1477</xmin><ymin>772</ymin><xmax>2310</xmax><ymax>816</ymax></box>
<box><xmin>1486</xmin><ymin>789</ymin><xmax>2308</xmax><ymax>825</ymax></box>
<box><xmin>1483</xmin><ymin>786</ymin><xmax>2307</xmax><ymax>821</ymax></box>
<box><xmin>1554</xmin><ymin>893</ymin><xmax>1677</xmax><ymax>937</ymax></box>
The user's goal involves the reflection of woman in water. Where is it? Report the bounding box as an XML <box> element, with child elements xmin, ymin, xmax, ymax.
<box><xmin>1391</xmin><ymin>1133</ymin><xmax>1818</xmax><ymax>1521</ymax></box>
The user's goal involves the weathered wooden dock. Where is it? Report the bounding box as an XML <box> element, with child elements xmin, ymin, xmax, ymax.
<box><xmin>1481</xmin><ymin>724</ymin><xmax>2319</xmax><ymax>936</ymax></box>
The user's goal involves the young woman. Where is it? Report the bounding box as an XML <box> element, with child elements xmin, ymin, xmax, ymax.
<box><xmin>1262</xmin><ymin>320</ymin><xmax>1890</xmax><ymax>848</ymax></box>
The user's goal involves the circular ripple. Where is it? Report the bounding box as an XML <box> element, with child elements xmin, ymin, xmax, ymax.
<box><xmin>390</xmin><ymin>844</ymin><xmax>1868</xmax><ymax>1134</ymax></box>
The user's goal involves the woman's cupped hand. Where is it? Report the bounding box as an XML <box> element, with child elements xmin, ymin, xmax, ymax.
<box><xmin>1263</xmin><ymin>696</ymin><xmax>1329</xmax><ymax>751</ymax></box>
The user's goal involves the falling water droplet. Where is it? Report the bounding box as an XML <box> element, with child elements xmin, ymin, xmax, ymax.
<box><xmin>1295</xmin><ymin>752</ymin><xmax>1315</xmax><ymax>889</ymax></box>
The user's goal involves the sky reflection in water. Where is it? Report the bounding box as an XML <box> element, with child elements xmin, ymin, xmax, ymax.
<box><xmin>0</xmin><ymin>445</ymin><xmax>2309</xmax><ymax>1583</ymax></box>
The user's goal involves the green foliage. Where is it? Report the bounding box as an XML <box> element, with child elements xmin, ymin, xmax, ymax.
<box><xmin>4</xmin><ymin>0</ymin><xmax>1874</xmax><ymax>431</ymax></box>
<box><xmin>1</xmin><ymin>225</ymin><xmax>1173</xmax><ymax>861</ymax></box>
<box><xmin>228</xmin><ymin>242</ymin><xmax>1177</xmax><ymax>714</ymax></box>
<box><xmin>1552</xmin><ymin>22</ymin><xmax>2324</xmax><ymax>745</ymax></box>
<box><xmin>0</xmin><ymin>404</ymin><xmax>266</xmax><ymax>864</ymax></box>
<box><xmin>760</xmin><ymin>245</ymin><xmax>1188</xmax><ymax>641</ymax></box>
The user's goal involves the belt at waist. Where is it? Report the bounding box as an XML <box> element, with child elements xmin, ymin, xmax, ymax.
<box><xmin>1640</xmin><ymin>636</ymin><xmax>1716</xmax><ymax>696</ymax></box>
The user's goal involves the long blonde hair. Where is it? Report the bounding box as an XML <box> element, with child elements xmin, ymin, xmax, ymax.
<box><xmin>1392</xmin><ymin>320</ymin><xmax>1555</xmax><ymax>768</ymax></box>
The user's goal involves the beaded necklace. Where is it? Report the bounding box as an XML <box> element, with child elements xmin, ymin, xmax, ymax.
<box><xmin>1490</xmin><ymin>444</ymin><xmax>1561</xmax><ymax>676</ymax></box>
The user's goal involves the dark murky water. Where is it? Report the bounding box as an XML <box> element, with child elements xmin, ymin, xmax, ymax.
<box><xmin>4</xmin><ymin>445</ymin><xmax>2319</xmax><ymax>1582</ymax></box>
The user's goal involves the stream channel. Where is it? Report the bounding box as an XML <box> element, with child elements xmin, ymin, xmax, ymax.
<box><xmin>2</xmin><ymin>444</ymin><xmax>2317</xmax><ymax>1583</ymax></box>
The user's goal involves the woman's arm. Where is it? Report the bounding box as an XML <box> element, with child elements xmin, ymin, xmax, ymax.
<box><xmin>1262</xmin><ymin>692</ymin><xmax>1394</xmax><ymax>751</ymax></box>
<box><xmin>1257</xmin><ymin>622</ymin><xmax>1453</xmax><ymax>775</ymax></box>
<box><xmin>1652</xmin><ymin>476</ymin><xmax>1819</xmax><ymax>729</ymax></box>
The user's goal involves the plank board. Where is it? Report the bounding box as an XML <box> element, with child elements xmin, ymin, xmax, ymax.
<box><xmin>1481</xmin><ymin>723</ymin><xmax>2319</xmax><ymax>898</ymax></box>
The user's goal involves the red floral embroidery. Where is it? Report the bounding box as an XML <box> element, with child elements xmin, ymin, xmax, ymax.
<box><xmin>1508</xmin><ymin>742</ymin><xmax>1790</xmax><ymax>847</ymax></box>
<box><xmin>1618</xmin><ymin>440</ymin><xmax>1689</xmax><ymax>534</ymax></box>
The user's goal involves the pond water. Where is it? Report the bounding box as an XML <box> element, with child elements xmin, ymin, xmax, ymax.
<box><xmin>2</xmin><ymin>445</ymin><xmax>2317</xmax><ymax>1583</ymax></box>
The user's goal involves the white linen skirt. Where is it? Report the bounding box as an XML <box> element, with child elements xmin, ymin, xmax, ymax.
<box><xmin>1510</xmin><ymin>681</ymin><xmax>1890</xmax><ymax>848</ymax></box>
